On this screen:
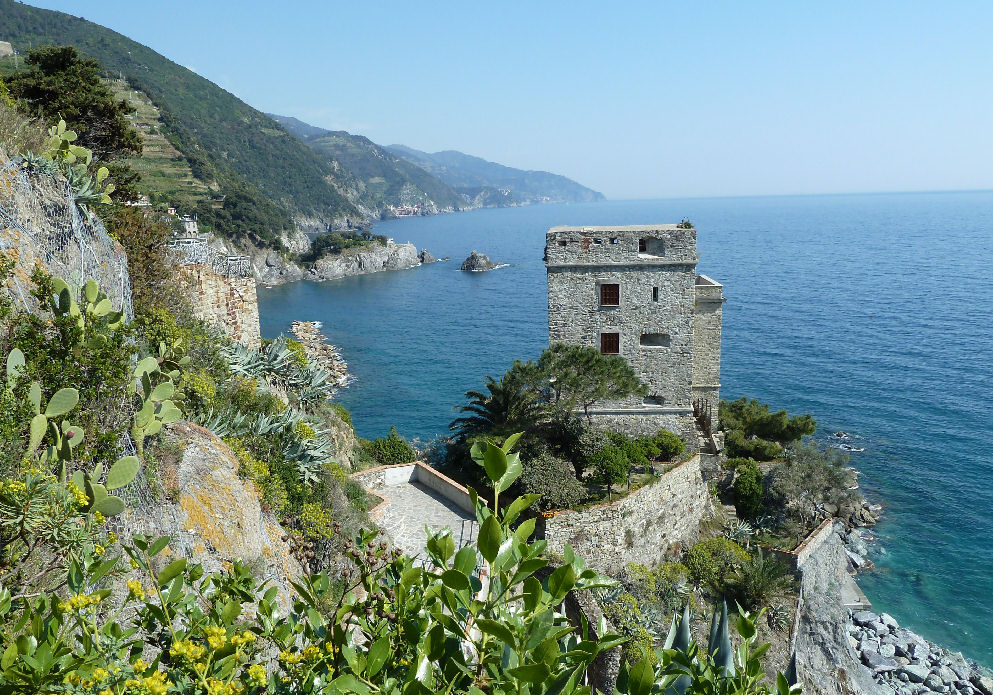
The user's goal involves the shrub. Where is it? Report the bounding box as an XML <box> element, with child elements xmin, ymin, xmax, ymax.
<box><xmin>331</xmin><ymin>403</ymin><xmax>353</xmax><ymax>428</ymax></box>
<box><xmin>653</xmin><ymin>428</ymin><xmax>686</xmax><ymax>461</ymax></box>
<box><xmin>720</xmin><ymin>397</ymin><xmax>816</xmax><ymax>461</ymax></box>
<box><xmin>368</xmin><ymin>426</ymin><xmax>417</xmax><ymax>466</ymax></box>
<box><xmin>588</xmin><ymin>444</ymin><xmax>629</xmax><ymax>493</ymax></box>
<box><xmin>724</xmin><ymin>429</ymin><xmax>783</xmax><ymax>461</ymax></box>
<box><xmin>732</xmin><ymin>458</ymin><xmax>765</xmax><ymax>519</ymax></box>
<box><xmin>685</xmin><ymin>537</ymin><xmax>750</xmax><ymax>592</ymax></box>
<box><xmin>600</xmin><ymin>592</ymin><xmax>656</xmax><ymax>665</ymax></box>
<box><xmin>519</xmin><ymin>450</ymin><xmax>587</xmax><ymax>510</ymax></box>
<box><xmin>624</xmin><ymin>561</ymin><xmax>691</xmax><ymax>619</ymax></box>
<box><xmin>731</xmin><ymin>549</ymin><xmax>795</xmax><ymax>610</ymax></box>
<box><xmin>767</xmin><ymin>442</ymin><xmax>858</xmax><ymax>526</ymax></box>
<box><xmin>285</xmin><ymin>337</ymin><xmax>308</xmax><ymax>368</ymax></box>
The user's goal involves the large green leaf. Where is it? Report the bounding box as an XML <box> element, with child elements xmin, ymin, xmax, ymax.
<box><xmin>157</xmin><ymin>558</ymin><xmax>187</xmax><ymax>587</ymax></box>
<box><xmin>44</xmin><ymin>388</ymin><xmax>78</xmax><ymax>417</ymax></box>
<box><xmin>366</xmin><ymin>636</ymin><xmax>390</xmax><ymax>678</ymax></box>
<box><xmin>93</xmin><ymin>496</ymin><xmax>125</xmax><ymax>517</ymax></box>
<box><xmin>28</xmin><ymin>413</ymin><xmax>47</xmax><ymax>452</ymax></box>
<box><xmin>483</xmin><ymin>442</ymin><xmax>508</xmax><ymax>483</ymax></box>
<box><xmin>149</xmin><ymin>381</ymin><xmax>175</xmax><ymax>402</ymax></box>
<box><xmin>135</xmin><ymin>356</ymin><xmax>160</xmax><ymax>378</ymax></box>
<box><xmin>28</xmin><ymin>382</ymin><xmax>41</xmax><ymax>414</ymax></box>
<box><xmin>548</xmin><ymin>564</ymin><xmax>576</xmax><ymax>601</ymax></box>
<box><xmin>476</xmin><ymin>618</ymin><xmax>516</xmax><ymax>647</ymax></box>
<box><xmin>508</xmin><ymin>663</ymin><xmax>550</xmax><ymax>683</ymax></box>
<box><xmin>5</xmin><ymin>348</ymin><xmax>24</xmax><ymax>381</ymax></box>
<box><xmin>441</xmin><ymin>569</ymin><xmax>470</xmax><ymax>591</ymax></box>
<box><xmin>503</xmin><ymin>494</ymin><xmax>541</xmax><ymax>525</ymax></box>
<box><xmin>106</xmin><ymin>456</ymin><xmax>140</xmax><ymax>490</ymax></box>
<box><xmin>628</xmin><ymin>658</ymin><xmax>654</xmax><ymax>695</ymax></box>
<box><xmin>478</xmin><ymin>515</ymin><xmax>502</xmax><ymax>563</ymax></box>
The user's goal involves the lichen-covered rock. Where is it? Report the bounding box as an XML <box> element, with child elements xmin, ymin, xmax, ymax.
<box><xmin>309</xmin><ymin>242</ymin><xmax>421</xmax><ymax>281</ymax></box>
<box><xmin>460</xmin><ymin>250</ymin><xmax>497</xmax><ymax>271</ymax></box>
<box><xmin>120</xmin><ymin>422</ymin><xmax>303</xmax><ymax>610</ymax></box>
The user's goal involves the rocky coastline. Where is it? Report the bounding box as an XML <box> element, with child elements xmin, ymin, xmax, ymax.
<box><xmin>290</xmin><ymin>320</ymin><xmax>351</xmax><ymax>393</ymax></box>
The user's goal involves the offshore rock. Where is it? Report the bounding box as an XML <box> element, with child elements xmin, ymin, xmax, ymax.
<box><xmin>419</xmin><ymin>249</ymin><xmax>436</xmax><ymax>264</ymax></box>
<box><xmin>120</xmin><ymin>422</ymin><xmax>303</xmax><ymax>611</ymax></box>
<box><xmin>460</xmin><ymin>250</ymin><xmax>497</xmax><ymax>271</ymax></box>
<box><xmin>309</xmin><ymin>241</ymin><xmax>421</xmax><ymax>281</ymax></box>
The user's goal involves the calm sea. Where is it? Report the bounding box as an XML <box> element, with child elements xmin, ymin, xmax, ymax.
<box><xmin>259</xmin><ymin>193</ymin><xmax>993</xmax><ymax>665</ymax></box>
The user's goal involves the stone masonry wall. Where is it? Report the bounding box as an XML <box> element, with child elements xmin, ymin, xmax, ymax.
<box><xmin>188</xmin><ymin>263</ymin><xmax>261</xmax><ymax>348</ymax></box>
<box><xmin>546</xmin><ymin>225</ymin><xmax>723</xmax><ymax>442</ymax></box>
<box><xmin>692</xmin><ymin>274</ymin><xmax>724</xmax><ymax>430</ymax></box>
<box><xmin>540</xmin><ymin>454</ymin><xmax>712</xmax><ymax>575</ymax></box>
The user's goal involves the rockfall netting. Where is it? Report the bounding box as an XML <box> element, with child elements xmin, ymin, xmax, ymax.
<box><xmin>0</xmin><ymin>158</ymin><xmax>134</xmax><ymax>319</ymax></box>
<box><xmin>0</xmin><ymin>157</ymin><xmax>155</xmax><ymax>509</ymax></box>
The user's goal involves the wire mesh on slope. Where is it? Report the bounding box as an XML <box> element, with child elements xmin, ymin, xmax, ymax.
<box><xmin>0</xmin><ymin>160</ymin><xmax>133</xmax><ymax>320</ymax></box>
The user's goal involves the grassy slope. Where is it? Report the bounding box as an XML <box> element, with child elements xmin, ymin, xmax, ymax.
<box><xmin>0</xmin><ymin>0</ymin><xmax>361</xmax><ymax>226</ymax></box>
<box><xmin>271</xmin><ymin>114</ymin><xmax>465</xmax><ymax>213</ymax></box>
<box><xmin>388</xmin><ymin>144</ymin><xmax>605</xmax><ymax>204</ymax></box>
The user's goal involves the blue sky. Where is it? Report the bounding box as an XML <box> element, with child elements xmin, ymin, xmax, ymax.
<box><xmin>24</xmin><ymin>1</ymin><xmax>993</xmax><ymax>199</ymax></box>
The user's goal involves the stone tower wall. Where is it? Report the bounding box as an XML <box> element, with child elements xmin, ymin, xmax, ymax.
<box><xmin>188</xmin><ymin>263</ymin><xmax>261</xmax><ymax>348</ymax></box>
<box><xmin>545</xmin><ymin>224</ymin><xmax>723</xmax><ymax>440</ymax></box>
<box><xmin>692</xmin><ymin>275</ymin><xmax>724</xmax><ymax>430</ymax></box>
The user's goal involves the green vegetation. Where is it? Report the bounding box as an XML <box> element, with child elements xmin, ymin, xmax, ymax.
<box><xmin>685</xmin><ymin>537</ymin><xmax>751</xmax><ymax>592</ymax></box>
<box><xmin>365</xmin><ymin>426</ymin><xmax>418</xmax><ymax>466</ymax></box>
<box><xmin>447</xmin><ymin>344</ymin><xmax>680</xmax><ymax>509</ymax></box>
<box><xmin>273</xmin><ymin>115</ymin><xmax>465</xmax><ymax>215</ymax></box>
<box><xmin>767</xmin><ymin>443</ymin><xmax>857</xmax><ymax>530</ymax></box>
<box><xmin>387</xmin><ymin>144</ymin><xmax>606</xmax><ymax>204</ymax></box>
<box><xmin>300</xmin><ymin>230</ymin><xmax>389</xmax><ymax>265</ymax></box>
<box><xmin>719</xmin><ymin>397</ymin><xmax>817</xmax><ymax>460</ymax></box>
<box><xmin>0</xmin><ymin>425</ymin><xmax>796</xmax><ymax>695</ymax></box>
<box><xmin>0</xmin><ymin>3</ymin><xmax>362</xmax><ymax>244</ymax></box>
<box><xmin>732</xmin><ymin>458</ymin><xmax>765</xmax><ymax>520</ymax></box>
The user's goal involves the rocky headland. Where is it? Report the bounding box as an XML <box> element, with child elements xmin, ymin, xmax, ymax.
<box><xmin>309</xmin><ymin>240</ymin><xmax>428</xmax><ymax>282</ymax></box>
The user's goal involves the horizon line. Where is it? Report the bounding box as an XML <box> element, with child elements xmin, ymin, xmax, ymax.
<box><xmin>603</xmin><ymin>187</ymin><xmax>993</xmax><ymax>203</ymax></box>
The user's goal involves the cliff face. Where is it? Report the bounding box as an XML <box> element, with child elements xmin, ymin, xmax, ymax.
<box><xmin>120</xmin><ymin>422</ymin><xmax>304</xmax><ymax>611</ymax></box>
<box><xmin>309</xmin><ymin>241</ymin><xmax>422</xmax><ymax>282</ymax></box>
<box><xmin>795</xmin><ymin>532</ymin><xmax>882</xmax><ymax>695</ymax></box>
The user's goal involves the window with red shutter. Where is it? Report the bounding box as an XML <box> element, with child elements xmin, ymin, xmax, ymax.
<box><xmin>600</xmin><ymin>283</ymin><xmax>619</xmax><ymax>306</ymax></box>
<box><xmin>601</xmin><ymin>332</ymin><xmax>620</xmax><ymax>354</ymax></box>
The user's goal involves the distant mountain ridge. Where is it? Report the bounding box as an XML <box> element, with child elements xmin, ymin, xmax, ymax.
<box><xmin>387</xmin><ymin>145</ymin><xmax>605</xmax><ymax>204</ymax></box>
<box><xmin>269</xmin><ymin>114</ymin><xmax>466</xmax><ymax>216</ymax></box>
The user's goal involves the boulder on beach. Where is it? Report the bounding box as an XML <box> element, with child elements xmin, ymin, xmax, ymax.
<box><xmin>460</xmin><ymin>250</ymin><xmax>497</xmax><ymax>271</ymax></box>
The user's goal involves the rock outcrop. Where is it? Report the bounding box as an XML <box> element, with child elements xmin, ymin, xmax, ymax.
<box><xmin>794</xmin><ymin>532</ymin><xmax>882</xmax><ymax>695</ymax></box>
<box><xmin>120</xmin><ymin>422</ymin><xmax>303</xmax><ymax>611</ymax></box>
<box><xmin>309</xmin><ymin>241</ymin><xmax>421</xmax><ymax>281</ymax></box>
<box><xmin>849</xmin><ymin>610</ymin><xmax>993</xmax><ymax>695</ymax></box>
<box><xmin>419</xmin><ymin>249</ymin><xmax>436</xmax><ymax>264</ymax></box>
<box><xmin>460</xmin><ymin>250</ymin><xmax>497</xmax><ymax>271</ymax></box>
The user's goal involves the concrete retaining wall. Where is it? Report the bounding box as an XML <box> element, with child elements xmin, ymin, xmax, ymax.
<box><xmin>351</xmin><ymin>461</ymin><xmax>478</xmax><ymax>518</ymax></box>
<box><xmin>540</xmin><ymin>454</ymin><xmax>712</xmax><ymax>575</ymax></box>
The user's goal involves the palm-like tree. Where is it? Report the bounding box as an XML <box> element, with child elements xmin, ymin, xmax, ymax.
<box><xmin>449</xmin><ymin>371</ymin><xmax>547</xmax><ymax>439</ymax></box>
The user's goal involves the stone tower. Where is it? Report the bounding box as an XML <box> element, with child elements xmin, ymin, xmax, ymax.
<box><xmin>544</xmin><ymin>224</ymin><xmax>724</xmax><ymax>443</ymax></box>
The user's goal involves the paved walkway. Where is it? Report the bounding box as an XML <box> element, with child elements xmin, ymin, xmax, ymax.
<box><xmin>377</xmin><ymin>481</ymin><xmax>478</xmax><ymax>562</ymax></box>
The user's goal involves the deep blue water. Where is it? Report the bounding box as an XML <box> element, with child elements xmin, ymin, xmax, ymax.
<box><xmin>259</xmin><ymin>193</ymin><xmax>993</xmax><ymax>665</ymax></box>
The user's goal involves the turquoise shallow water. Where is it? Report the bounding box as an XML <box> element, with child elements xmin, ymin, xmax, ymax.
<box><xmin>259</xmin><ymin>193</ymin><xmax>993</xmax><ymax>665</ymax></box>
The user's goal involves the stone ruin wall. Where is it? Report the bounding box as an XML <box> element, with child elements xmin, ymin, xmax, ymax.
<box><xmin>187</xmin><ymin>263</ymin><xmax>261</xmax><ymax>348</ymax></box>
<box><xmin>692</xmin><ymin>275</ymin><xmax>724</xmax><ymax>431</ymax></box>
<box><xmin>540</xmin><ymin>454</ymin><xmax>713</xmax><ymax>575</ymax></box>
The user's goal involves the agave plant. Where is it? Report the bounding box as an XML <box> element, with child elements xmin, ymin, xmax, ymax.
<box><xmin>725</xmin><ymin>519</ymin><xmax>755</xmax><ymax>546</ymax></box>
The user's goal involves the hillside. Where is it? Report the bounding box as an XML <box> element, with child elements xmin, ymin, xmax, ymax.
<box><xmin>0</xmin><ymin>0</ymin><xmax>363</xmax><ymax>243</ymax></box>
<box><xmin>270</xmin><ymin>114</ymin><xmax>466</xmax><ymax>217</ymax></box>
<box><xmin>387</xmin><ymin>144</ymin><xmax>605</xmax><ymax>204</ymax></box>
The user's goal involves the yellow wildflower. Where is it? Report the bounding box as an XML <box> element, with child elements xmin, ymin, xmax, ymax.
<box><xmin>92</xmin><ymin>667</ymin><xmax>110</xmax><ymax>681</ymax></box>
<box><xmin>247</xmin><ymin>663</ymin><xmax>266</xmax><ymax>685</ymax></box>
<box><xmin>94</xmin><ymin>544</ymin><xmax>105</xmax><ymax>556</ymax></box>
<box><xmin>99</xmin><ymin>689</ymin><xmax>112</xmax><ymax>695</ymax></box>
<box><xmin>170</xmin><ymin>639</ymin><xmax>206</xmax><ymax>661</ymax></box>
<box><xmin>66</xmin><ymin>480</ymin><xmax>89</xmax><ymax>507</ymax></box>
<box><xmin>302</xmin><ymin>645</ymin><xmax>321</xmax><ymax>662</ymax></box>
<box><xmin>94</xmin><ymin>510</ymin><xmax>106</xmax><ymax>524</ymax></box>
<box><xmin>134</xmin><ymin>658</ymin><xmax>148</xmax><ymax>671</ymax></box>
<box><xmin>205</xmin><ymin>625</ymin><xmax>228</xmax><ymax>650</ymax></box>
<box><xmin>126</xmin><ymin>579</ymin><xmax>145</xmax><ymax>600</ymax></box>
<box><xmin>107</xmin><ymin>531</ymin><xmax>118</xmax><ymax>544</ymax></box>
<box><xmin>279</xmin><ymin>649</ymin><xmax>303</xmax><ymax>665</ymax></box>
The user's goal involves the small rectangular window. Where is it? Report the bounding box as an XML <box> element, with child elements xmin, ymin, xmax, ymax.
<box><xmin>600</xmin><ymin>283</ymin><xmax>620</xmax><ymax>306</ymax></box>
<box><xmin>601</xmin><ymin>332</ymin><xmax>620</xmax><ymax>354</ymax></box>
<box><xmin>558</xmin><ymin>239</ymin><xmax>567</xmax><ymax>247</ymax></box>
<box><xmin>640</xmin><ymin>333</ymin><xmax>671</xmax><ymax>347</ymax></box>
<box><xmin>652</xmin><ymin>287</ymin><xmax>659</xmax><ymax>302</ymax></box>
<box><xmin>610</xmin><ymin>237</ymin><xmax>619</xmax><ymax>244</ymax></box>
<box><xmin>638</xmin><ymin>239</ymin><xmax>647</xmax><ymax>253</ymax></box>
